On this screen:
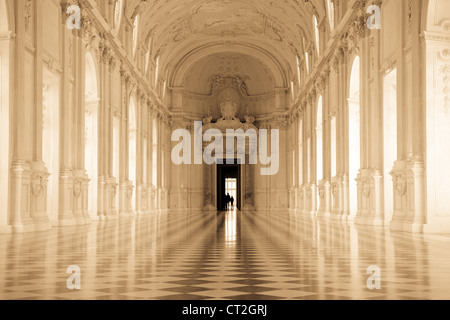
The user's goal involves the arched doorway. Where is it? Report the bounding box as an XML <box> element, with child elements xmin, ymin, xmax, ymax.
<box><xmin>129</xmin><ymin>97</ymin><xmax>137</xmax><ymax>213</ymax></box>
<box><xmin>348</xmin><ymin>57</ymin><xmax>361</xmax><ymax>217</ymax></box>
<box><xmin>84</xmin><ymin>52</ymin><xmax>99</xmax><ymax>220</ymax></box>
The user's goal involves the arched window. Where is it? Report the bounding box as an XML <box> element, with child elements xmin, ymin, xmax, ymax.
<box><xmin>42</xmin><ymin>69</ymin><xmax>60</xmax><ymax>222</ymax></box>
<box><xmin>129</xmin><ymin>97</ymin><xmax>137</xmax><ymax>212</ymax></box>
<box><xmin>331</xmin><ymin>116</ymin><xmax>337</xmax><ymax>177</ymax></box>
<box><xmin>313</xmin><ymin>15</ymin><xmax>320</xmax><ymax>57</ymax></box>
<box><xmin>152</xmin><ymin>118</ymin><xmax>158</xmax><ymax>187</ymax></box>
<box><xmin>316</xmin><ymin>96</ymin><xmax>323</xmax><ymax>182</ymax></box>
<box><xmin>298</xmin><ymin>119</ymin><xmax>303</xmax><ymax>185</ymax></box>
<box><xmin>305</xmin><ymin>51</ymin><xmax>310</xmax><ymax>75</ymax></box>
<box><xmin>302</xmin><ymin>37</ymin><xmax>310</xmax><ymax>75</ymax></box>
<box><xmin>326</xmin><ymin>0</ymin><xmax>335</xmax><ymax>31</ymax></box>
<box><xmin>163</xmin><ymin>80</ymin><xmax>167</xmax><ymax>100</ymax></box>
<box><xmin>155</xmin><ymin>56</ymin><xmax>160</xmax><ymax>88</ymax></box>
<box><xmin>348</xmin><ymin>57</ymin><xmax>361</xmax><ymax>217</ymax></box>
<box><xmin>113</xmin><ymin>0</ymin><xmax>123</xmax><ymax>34</ymax></box>
<box><xmin>85</xmin><ymin>52</ymin><xmax>99</xmax><ymax>219</ymax></box>
<box><xmin>132</xmin><ymin>14</ymin><xmax>139</xmax><ymax>58</ymax></box>
<box><xmin>145</xmin><ymin>37</ymin><xmax>152</xmax><ymax>75</ymax></box>
<box><xmin>383</xmin><ymin>68</ymin><xmax>397</xmax><ymax>222</ymax></box>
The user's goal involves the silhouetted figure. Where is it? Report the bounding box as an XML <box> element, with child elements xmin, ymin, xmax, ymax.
<box><xmin>231</xmin><ymin>196</ymin><xmax>234</xmax><ymax>209</ymax></box>
<box><xmin>225</xmin><ymin>193</ymin><xmax>230</xmax><ymax>210</ymax></box>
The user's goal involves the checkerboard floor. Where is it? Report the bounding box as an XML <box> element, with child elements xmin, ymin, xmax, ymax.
<box><xmin>1</xmin><ymin>210</ymin><xmax>450</xmax><ymax>300</ymax></box>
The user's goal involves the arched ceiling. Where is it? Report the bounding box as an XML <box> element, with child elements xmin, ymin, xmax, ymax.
<box><xmin>125</xmin><ymin>0</ymin><xmax>328</xmax><ymax>95</ymax></box>
<box><xmin>182</xmin><ymin>53</ymin><xmax>275</xmax><ymax>96</ymax></box>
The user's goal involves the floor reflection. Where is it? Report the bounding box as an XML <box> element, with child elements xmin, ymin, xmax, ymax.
<box><xmin>225</xmin><ymin>210</ymin><xmax>237</xmax><ymax>247</ymax></box>
<box><xmin>0</xmin><ymin>210</ymin><xmax>449</xmax><ymax>300</ymax></box>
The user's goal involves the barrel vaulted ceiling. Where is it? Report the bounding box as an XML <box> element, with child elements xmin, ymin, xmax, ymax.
<box><xmin>124</xmin><ymin>0</ymin><xmax>328</xmax><ymax>95</ymax></box>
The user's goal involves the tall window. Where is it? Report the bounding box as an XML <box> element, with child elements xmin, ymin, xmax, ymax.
<box><xmin>154</xmin><ymin>56</ymin><xmax>160</xmax><ymax>88</ymax></box>
<box><xmin>313</xmin><ymin>15</ymin><xmax>320</xmax><ymax>57</ymax></box>
<box><xmin>305</xmin><ymin>51</ymin><xmax>310</xmax><ymax>75</ymax></box>
<box><xmin>152</xmin><ymin>118</ymin><xmax>158</xmax><ymax>187</ymax></box>
<box><xmin>331</xmin><ymin>117</ymin><xmax>337</xmax><ymax>177</ymax></box>
<box><xmin>145</xmin><ymin>37</ymin><xmax>152</xmax><ymax>75</ymax></box>
<box><xmin>298</xmin><ymin>119</ymin><xmax>303</xmax><ymax>185</ymax></box>
<box><xmin>326</xmin><ymin>0</ymin><xmax>335</xmax><ymax>31</ymax></box>
<box><xmin>163</xmin><ymin>80</ymin><xmax>167</xmax><ymax>100</ymax></box>
<box><xmin>316</xmin><ymin>96</ymin><xmax>323</xmax><ymax>182</ymax></box>
<box><xmin>143</xmin><ymin>137</ymin><xmax>148</xmax><ymax>184</ymax></box>
<box><xmin>132</xmin><ymin>14</ymin><xmax>139</xmax><ymax>58</ymax></box>
<box><xmin>113</xmin><ymin>0</ymin><xmax>123</xmax><ymax>34</ymax></box>
<box><xmin>307</xmin><ymin>137</ymin><xmax>311</xmax><ymax>183</ymax></box>
<box><xmin>292</xmin><ymin>150</ymin><xmax>296</xmax><ymax>186</ymax></box>
<box><xmin>383</xmin><ymin>69</ymin><xmax>398</xmax><ymax>221</ymax></box>
<box><xmin>349</xmin><ymin>57</ymin><xmax>361</xmax><ymax>217</ymax></box>
<box><xmin>302</xmin><ymin>37</ymin><xmax>310</xmax><ymax>75</ymax></box>
<box><xmin>85</xmin><ymin>52</ymin><xmax>99</xmax><ymax>219</ymax></box>
<box><xmin>129</xmin><ymin>97</ymin><xmax>137</xmax><ymax>211</ymax></box>
<box><xmin>42</xmin><ymin>69</ymin><xmax>60</xmax><ymax>221</ymax></box>
<box><xmin>113</xmin><ymin>116</ymin><xmax>120</xmax><ymax>210</ymax></box>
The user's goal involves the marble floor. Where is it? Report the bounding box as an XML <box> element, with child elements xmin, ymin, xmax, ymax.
<box><xmin>1</xmin><ymin>210</ymin><xmax>450</xmax><ymax>300</ymax></box>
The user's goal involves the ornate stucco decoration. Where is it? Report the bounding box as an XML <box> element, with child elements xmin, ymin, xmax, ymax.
<box><xmin>73</xmin><ymin>179</ymin><xmax>82</xmax><ymax>199</ymax></box>
<box><xmin>31</xmin><ymin>174</ymin><xmax>48</xmax><ymax>198</ymax></box>
<box><xmin>210</xmin><ymin>75</ymin><xmax>249</xmax><ymax>96</ymax></box>
<box><xmin>391</xmin><ymin>172</ymin><xmax>407</xmax><ymax>197</ymax></box>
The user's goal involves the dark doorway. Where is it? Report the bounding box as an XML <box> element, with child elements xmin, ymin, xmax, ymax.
<box><xmin>217</xmin><ymin>160</ymin><xmax>241</xmax><ymax>211</ymax></box>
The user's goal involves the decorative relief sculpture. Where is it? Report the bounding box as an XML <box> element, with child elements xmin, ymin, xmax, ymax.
<box><xmin>205</xmin><ymin>191</ymin><xmax>214</xmax><ymax>206</ymax></box>
<box><xmin>391</xmin><ymin>173</ymin><xmax>407</xmax><ymax>197</ymax></box>
<box><xmin>220</xmin><ymin>93</ymin><xmax>238</xmax><ymax>121</ymax></box>
<box><xmin>439</xmin><ymin>63</ymin><xmax>450</xmax><ymax>111</ymax></box>
<box><xmin>318</xmin><ymin>187</ymin><xmax>325</xmax><ymax>199</ymax></box>
<box><xmin>244</xmin><ymin>191</ymin><xmax>253</xmax><ymax>205</ymax></box>
<box><xmin>73</xmin><ymin>179</ymin><xmax>82</xmax><ymax>199</ymax></box>
<box><xmin>362</xmin><ymin>180</ymin><xmax>371</xmax><ymax>198</ymax></box>
<box><xmin>31</xmin><ymin>174</ymin><xmax>47</xmax><ymax>198</ymax></box>
<box><xmin>25</xmin><ymin>0</ymin><xmax>33</xmax><ymax>33</ymax></box>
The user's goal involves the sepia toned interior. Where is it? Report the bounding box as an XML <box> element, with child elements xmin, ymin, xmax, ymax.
<box><xmin>1</xmin><ymin>0</ymin><xmax>450</xmax><ymax>300</ymax></box>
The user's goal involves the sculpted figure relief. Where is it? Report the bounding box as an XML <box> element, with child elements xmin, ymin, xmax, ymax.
<box><xmin>220</xmin><ymin>93</ymin><xmax>238</xmax><ymax>121</ymax></box>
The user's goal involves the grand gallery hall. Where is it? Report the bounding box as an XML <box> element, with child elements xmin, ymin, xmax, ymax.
<box><xmin>0</xmin><ymin>0</ymin><xmax>450</xmax><ymax>300</ymax></box>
